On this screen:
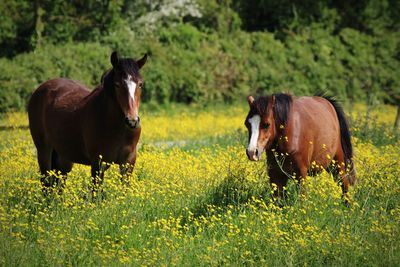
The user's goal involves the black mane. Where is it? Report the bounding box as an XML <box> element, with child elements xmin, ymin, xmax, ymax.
<box><xmin>253</xmin><ymin>93</ymin><xmax>292</xmax><ymax>131</ymax></box>
<box><xmin>101</xmin><ymin>69</ymin><xmax>114</xmax><ymax>91</ymax></box>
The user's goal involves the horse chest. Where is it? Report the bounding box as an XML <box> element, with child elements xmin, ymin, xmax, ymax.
<box><xmin>107</xmin><ymin>139</ymin><xmax>136</xmax><ymax>163</ymax></box>
<box><xmin>86</xmin><ymin>127</ymin><xmax>140</xmax><ymax>164</ymax></box>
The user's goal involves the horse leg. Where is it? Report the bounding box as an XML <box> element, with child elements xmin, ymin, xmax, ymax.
<box><xmin>55</xmin><ymin>157</ymin><xmax>73</xmax><ymax>176</ymax></box>
<box><xmin>268</xmin><ymin>167</ymin><xmax>289</xmax><ymax>199</ymax></box>
<box><xmin>91</xmin><ymin>162</ymin><xmax>103</xmax><ymax>193</ymax></box>
<box><xmin>37</xmin><ymin>144</ymin><xmax>53</xmax><ymax>187</ymax></box>
<box><xmin>119</xmin><ymin>163</ymin><xmax>134</xmax><ymax>186</ymax></box>
<box><xmin>119</xmin><ymin>153</ymin><xmax>137</xmax><ymax>186</ymax></box>
<box><xmin>50</xmin><ymin>150</ymin><xmax>73</xmax><ymax>187</ymax></box>
<box><xmin>290</xmin><ymin>154</ymin><xmax>309</xmax><ymax>197</ymax></box>
<box><xmin>51</xmin><ymin>151</ymin><xmax>73</xmax><ymax>191</ymax></box>
<box><xmin>90</xmin><ymin>160</ymin><xmax>109</xmax><ymax>196</ymax></box>
<box><xmin>296</xmin><ymin>165</ymin><xmax>308</xmax><ymax>197</ymax></box>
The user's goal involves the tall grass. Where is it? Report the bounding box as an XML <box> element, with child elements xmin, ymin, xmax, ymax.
<box><xmin>0</xmin><ymin>104</ymin><xmax>399</xmax><ymax>266</ymax></box>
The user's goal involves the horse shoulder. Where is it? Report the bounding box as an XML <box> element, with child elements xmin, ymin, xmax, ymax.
<box><xmin>283</xmin><ymin>101</ymin><xmax>313</xmax><ymax>153</ymax></box>
<box><xmin>283</xmin><ymin>98</ymin><xmax>325</xmax><ymax>166</ymax></box>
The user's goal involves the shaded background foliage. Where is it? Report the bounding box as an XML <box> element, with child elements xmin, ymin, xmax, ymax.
<box><xmin>0</xmin><ymin>0</ymin><xmax>399</xmax><ymax>119</ymax></box>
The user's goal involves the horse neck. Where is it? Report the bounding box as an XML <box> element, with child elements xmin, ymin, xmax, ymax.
<box><xmin>85</xmin><ymin>85</ymin><xmax>125</xmax><ymax>124</ymax></box>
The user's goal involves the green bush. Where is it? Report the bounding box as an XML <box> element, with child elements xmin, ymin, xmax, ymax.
<box><xmin>0</xmin><ymin>23</ymin><xmax>398</xmax><ymax>112</ymax></box>
<box><xmin>159</xmin><ymin>24</ymin><xmax>202</xmax><ymax>50</ymax></box>
<box><xmin>0</xmin><ymin>42</ymin><xmax>110</xmax><ymax>112</ymax></box>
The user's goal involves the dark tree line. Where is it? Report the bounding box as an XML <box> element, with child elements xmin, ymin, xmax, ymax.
<box><xmin>0</xmin><ymin>0</ymin><xmax>399</xmax><ymax>128</ymax></box>
<box><xmin>233</xmin><ymin>0</ymin><xmax>400</xmax><ymax>33</ymax></box>
<box><xmin>2</xmin><ymin>0</ymin><xmax>399</xmax><ymax>57</ymax></box>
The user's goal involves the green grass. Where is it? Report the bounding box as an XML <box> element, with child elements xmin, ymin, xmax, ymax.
<box><xmin>0</xmin><ymin>104</ymin><xmax>399</xmax><ymax>266</ymax></box>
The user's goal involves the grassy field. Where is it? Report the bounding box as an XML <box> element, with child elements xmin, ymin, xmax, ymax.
<box><xmin>0</xmin><ymin>103</ymin><xmax>399</xmax><ymax>266</ymax></box>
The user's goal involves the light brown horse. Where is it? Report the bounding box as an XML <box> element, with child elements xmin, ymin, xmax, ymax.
<box><xmin>28</xmin><ymin>51</ymin><xmax>147</xmax><ymax>190</ymax></box>
<box><xmin>245</xmin><ymin>93</ymin><xmax>356</xmax><ymax>197</ymax></box>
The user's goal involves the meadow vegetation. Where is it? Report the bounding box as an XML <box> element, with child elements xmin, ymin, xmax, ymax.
<box><xmin>0</xmin><ymin>104</ymin><xmax>399</xmax><ymax>266</ymax></box>
<box><xmin>1</xmin><ymin>1</ymin><xmax>399</xmax><ymax>265</ymax></box>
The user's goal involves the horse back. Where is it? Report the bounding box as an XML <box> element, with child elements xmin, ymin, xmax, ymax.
<box><xmin>30</xmin><ymin>78</ymin><xmax>90</xmax><ymax>106</ymax></box>
<box><xmin>285</xmin><ymin>96</ymin><xmax>341</xmax><ymax>166</ymax></box>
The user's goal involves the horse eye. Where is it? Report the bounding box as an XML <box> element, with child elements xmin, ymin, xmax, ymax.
<box><xmin>263</xmin><ymin>122</ymin><xmax>270</xmax><ymax>129</ymax></box>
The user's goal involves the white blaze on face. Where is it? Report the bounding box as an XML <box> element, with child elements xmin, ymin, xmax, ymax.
<box><xmin>125</xmin><ymin>74</ymin><xmax>137</xmax><ymax>101</ymax></box>
<box><xmin>248</xmin><ymin>115</ymin><xmax>261</xmax><ymax>151</ymax></box>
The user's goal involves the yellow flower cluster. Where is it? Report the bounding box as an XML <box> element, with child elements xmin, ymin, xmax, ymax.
<box><xmin>0</xmin><ymin>104</ymin><xmax>399</xmax><ymax>266</ymax></box>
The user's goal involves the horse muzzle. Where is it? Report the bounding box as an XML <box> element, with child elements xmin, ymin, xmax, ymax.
<box><xmin>246</xmin><ymin>148</ymin><xmax>261</xmax><ymax>161</ymax></box>
<box><xmin>125</xmin><ymin>116</ymin><xmax>140</xmax><ymax>129</ymax></box>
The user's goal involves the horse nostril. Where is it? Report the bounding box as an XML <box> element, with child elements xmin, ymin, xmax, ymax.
<box><xmin>125</xmin><ymin>117</ymin><xmax>134</xmax><ymax>128</ymax></box>
<box><xmin>125</xmin><ymin>116</ymin><xmax>140</xmax><ymax>129</ymax></box>
<box><xmin>246</xmin><ymin>149</ymin><xmax>258</xmax><ymax>161</ymax></box>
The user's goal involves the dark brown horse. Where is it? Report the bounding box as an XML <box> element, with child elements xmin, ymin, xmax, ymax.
<box><xmin>28</xmin><ymin>51</ymin><xmax>147</xmax><ymax>190</ymax></box>
<box><xmin>245</xmin><ymin>93</ymin><xmax>356</xmax><ymax>197</ymax></box>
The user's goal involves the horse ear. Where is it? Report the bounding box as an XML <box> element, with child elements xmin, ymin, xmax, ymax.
<box><xmin>111</xmin><ymin>51</ymin><xmax>119</xmax><ymax>68</ymax></box>
<box><xmin>136</xmin><ymin>53</ymin><xmax>148</xmax><ymax>69</ymax></box>
<box><xmin>247</xmin><ymin>95</ymin><xmax>254</xmax><ymax>106</ymax></box>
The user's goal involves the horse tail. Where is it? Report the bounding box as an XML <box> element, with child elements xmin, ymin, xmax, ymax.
<box><xmin>321</xmin><ymin>95</ymin><xmax>356</xmax><ymax>185</ymax></box>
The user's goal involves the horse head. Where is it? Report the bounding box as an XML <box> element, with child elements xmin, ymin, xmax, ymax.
<box><xmin>107</xmin><ymin>51</ymin><xmax>147</xmax><ymax>129</ymax></box>
<box><xmin>245</xmin><ymin>95</ymin><xmax>277</xmax><ymax>161</ymax></box>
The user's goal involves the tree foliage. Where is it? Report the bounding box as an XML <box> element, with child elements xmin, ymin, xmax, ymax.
<box><xmin>0</xmin><ymin>0</ymin><xmax>398</xmax><ymax>112</ymax></box>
